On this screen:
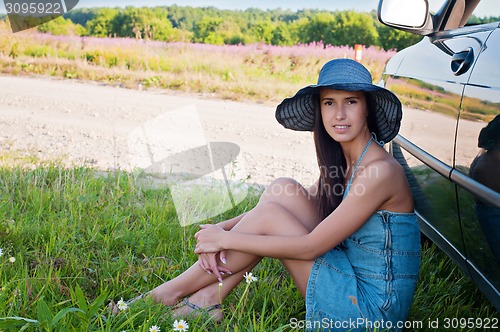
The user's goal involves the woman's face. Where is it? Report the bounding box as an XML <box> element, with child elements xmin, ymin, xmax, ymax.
<box><xmin>319</xmin><ymin>89</ymin><xmax>369</xmax><ymax>143</ymax></box>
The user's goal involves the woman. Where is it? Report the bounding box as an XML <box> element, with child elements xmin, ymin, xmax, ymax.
<box><xmin>138</xmin><ymin>59</ymin><xmax>421</xmax><ymax>330</ymax></box>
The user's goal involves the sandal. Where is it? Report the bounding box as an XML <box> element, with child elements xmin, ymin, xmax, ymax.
<box><xmin>171</xmin><ymin>297</ymin><xmax>223</xmax><ymax>322</ymax></box>
<box><xmin>126</xmin><ymin>291</ymin><xmax>151</xmax><ymax>305</ymax></box>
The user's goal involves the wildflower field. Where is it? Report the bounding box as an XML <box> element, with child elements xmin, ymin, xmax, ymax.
<box><xmin>0</xmin><ymin>21</ymin><xmax>499</xmax><ymax>331</ymax></box>
<box><xmin>0</xmin><ymin>21</ymin><xmax>394</xmax><ymax>105</ymax></box>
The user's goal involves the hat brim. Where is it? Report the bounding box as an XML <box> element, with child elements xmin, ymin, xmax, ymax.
<box><xmin>275</xmin><ymin>83</ymin><xmax>402</xmax><ymax>143</ymax></box>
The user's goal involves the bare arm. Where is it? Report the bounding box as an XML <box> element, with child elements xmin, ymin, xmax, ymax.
<box><xmin>201</xmin><ymin>191</ymin><xmax>381</xmax><ymax>260</ymax></box>
<box><xmin>217</xmin><ymin>212</ymin><xmax>247</xmax><ymax>231</ymax></box>
<box><xmin>195</xmin><ymin>161</ymin><xmax>400</xmax><ymax>260</ymax></box>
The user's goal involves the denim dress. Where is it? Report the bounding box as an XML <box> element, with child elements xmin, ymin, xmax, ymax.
<box><xmin>305</xmin><ymin>138</ymin><xmax>421</xmax><ymax>331</ymax></box>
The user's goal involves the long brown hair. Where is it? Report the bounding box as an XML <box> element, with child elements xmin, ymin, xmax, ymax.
<box><xmin>313</xmin><ymin>91</ymin><xmax>376</xmax><ymax>220</ymax></box>
<box><xmin>313</xmin><ymin>93</ymin><xmax>346</xmax><ymax>220</ymax></box>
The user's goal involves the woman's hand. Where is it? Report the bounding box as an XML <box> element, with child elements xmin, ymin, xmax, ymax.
<box><xmin>197</xmin><ymin>251</ymin><xmax>231</xmax><ymax>283</ymax></box>
<box><xmin>194</xmin><ymin>224</ymin><xmax>226</xmax><ymax>253</ymax></box>
<box><xmin>195</xmin><ymin>224</ymin><xmax>231</xmax><ymax>282</ymax></box>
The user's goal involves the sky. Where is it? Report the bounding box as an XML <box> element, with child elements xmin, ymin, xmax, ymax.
<box><xmin>0</xmin><ymin>0</ymin><xmax>498</xmax><ymax>18</ymax></box>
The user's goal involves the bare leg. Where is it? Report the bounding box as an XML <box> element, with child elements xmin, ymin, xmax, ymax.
<box><xmin>151</xmin><ymin>178</ymin><xmax>321</xmax><ymax>307</ymax></box>
<box><xmin>160</xmin><ymin>259</ymin><xmax>262</xmax><ymax>321</ymax></box>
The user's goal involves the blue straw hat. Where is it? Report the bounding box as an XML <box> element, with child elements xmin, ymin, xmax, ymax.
<box><xmin>275</xmin><ymin>58</ymin><xmax>402</xmax><ymax>143</ymax></box>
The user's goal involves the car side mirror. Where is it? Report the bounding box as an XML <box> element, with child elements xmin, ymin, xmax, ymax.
<box><xmin>378</xmin><ymin>0</ymin><xmax>435</xmax><ymax>35</ymax></box>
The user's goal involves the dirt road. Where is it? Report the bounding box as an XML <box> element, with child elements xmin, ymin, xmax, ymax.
<box><xmin>0</xmin><ymin>75</ymin><xmax>318</xmax><ymax>187</ymax></box>
<box><xmin>0</xmin><ymin>75</ymin><xmax>483</xmax><ymax>187</ymax></box>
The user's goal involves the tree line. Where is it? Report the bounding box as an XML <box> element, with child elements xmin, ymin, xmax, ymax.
<box><xmin>68</xmin><ymin>6</ymin><xmax>422</xmax><ymax>51</ymax></box>
<box><xmin>2</xmin><ymin>6</ymin><xmax>499</xmax><ymax>50</ymax></box>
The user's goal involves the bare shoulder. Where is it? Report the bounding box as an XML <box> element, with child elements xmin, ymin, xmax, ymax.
<box><xmin>356</xmin><ymin>148</ymin><xmax>413</xmax><ymax>212</ymax></box>
<box><xmin>359</xmin><ymin>149</ymin><xmax>405</xmax><ymax>183</ymax></box>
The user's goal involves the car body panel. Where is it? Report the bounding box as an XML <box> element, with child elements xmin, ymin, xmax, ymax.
<box><xmin>379</xmin><ymin>0</ymin><xmax>500</xmax><ymax>310</ymax></box>
<box><xmin>456</xmin><ymin>26</ymin><xmax>500</xmax><ymax>308</ymax></box>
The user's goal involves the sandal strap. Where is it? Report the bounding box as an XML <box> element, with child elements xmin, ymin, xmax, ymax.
<box><xmin>205</xmin><ymin>303</ymin><xmax>222</xmax><ymax>312</ymax></box>
<box><xmin>126</xmin><ymin>291</ymin><xmax>150</xmax><ymax>305</ymax></box>
<box><xmin>182</xmin><ymin>297</ymin><xmax>222</xmax><ymax>312</ymax></box>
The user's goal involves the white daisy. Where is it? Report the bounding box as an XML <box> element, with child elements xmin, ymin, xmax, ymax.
<box><xmin>149</xmin><ymin>325</ymin><xmax>160</xmax><ymax>332</ymax></box>
<box><xmin>243</xmin><ymin>271</ymin><xmax>257</xmax><ymax>284</ymax></box>
<box><xmin>117</xmin><ymin>298</ymin><xmax>128</xmax><ymax>311</ymax></box>
<box><xmin>0</xmin><ymin>248</ymin><xmax>3</xmax><ymax>257</ymax></box>
<box><xmin>9</xmin><ymin>257</ymin><xmax>15</xmax><ymax>263</ymax></box>
<box><xmin>173</xmin><ymin>319</ymin><xmax>189</xmax><ymax>331</ymax></box>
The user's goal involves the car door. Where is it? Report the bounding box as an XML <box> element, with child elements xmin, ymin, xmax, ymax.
<box><xmin>383</xmin><ymin>22</ymin><xmax>491</xmax><ymax>278</ymax></box>
<box><xmin>455</xmin><ymin>24</ymin><xmax>500</xmax><ymax>310</ymax></box>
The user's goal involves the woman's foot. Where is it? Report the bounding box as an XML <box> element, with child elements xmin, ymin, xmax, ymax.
<box><xmin>150</xmin><ymin>285</ymin><xmax>182</xmax><ymax>306</ymax></box>
<box><xmin>171</xmin><ymin>297</ymin><xmax>223</xmax><ymax>322</ymax></box>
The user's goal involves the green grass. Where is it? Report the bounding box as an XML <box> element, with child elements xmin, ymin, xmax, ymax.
<box><xmin>410</xmin><ymin>241</ymin><xmax>498</xmax><ymax>328</ymax></box>
<box><xmin>0</xmin><ymin>158</ymin><xmax>498</xmax><ymax>331</ymax></box>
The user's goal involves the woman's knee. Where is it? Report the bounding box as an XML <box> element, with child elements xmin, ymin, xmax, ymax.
<box><xmin>258</xmin><ymin>177</ymin><xmax>320</xmax><ymax>231</ymax></box>
<box><xmin>254</xmin><ymin>200</ymin><xmax>288</xmax><ymax>217</ymax></box>
<box><xmin>260</xmin><ymin>177</ymin><xmax>307</xmax><ymax>202</ymax></box>
<box><xmin>248</xmin><ymin>201</ymin><xmax>310</xmax><ymax>235</ymax></box>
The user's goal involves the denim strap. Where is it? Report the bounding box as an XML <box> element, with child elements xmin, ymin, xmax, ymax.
<box><xmin>343</xmin><ymin>136</ymin><xmax>373</xmax><ymax>198</ymax></box>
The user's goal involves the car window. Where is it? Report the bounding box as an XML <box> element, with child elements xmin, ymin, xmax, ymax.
<box><xmin>428</xmin><ymin>0</ymin><xmax>500</xmax><ymax>30</ymax></box>
<box><xmin>427</xmin><ymin>0</ymin><xmax>448</xmax><ymax>14</ymax></box>
<box><xmin>466</xmin><ymin>0</ymin><xmax>500</xmax><ymax>25</ymax></box>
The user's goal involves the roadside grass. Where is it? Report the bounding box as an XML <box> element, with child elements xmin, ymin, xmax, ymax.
<box><xmin>410</xmin><ymin>240</ymin><xmax>499</xmax><ymax>328</ymax></box>
<box><xmin>0</xmin><ymin>159</ymin><xmax>498</xmax><ymax>331</ymax></box>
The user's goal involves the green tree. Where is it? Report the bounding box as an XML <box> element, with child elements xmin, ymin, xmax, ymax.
<box><xmin>37</xmin><ymin>16</ymin><xmax>86</xmax><ymax>36</ymax></box>
<box><xmin>64</xmin><ymin>8</ymin><xmax>96</xmax><ymax>27</ymax></box>
<box><xmin>296</xmin><ymin>12</ymin><xmax>337</xmax><ymax>45</ymax></box>
<box><xmin>466</xmin><ymin>14</ymin><xmax>500</xmax><ymax>24</ymax></box>
<box><xmin>112</xmin><ymin>7</ymin><xmax>175</xmax><ymax>41</ymax></box>
<box><xmin>330</xmin><ymin>11</ymin><xmax>379</xmax><ymax>47</ymax></box>
<box><xmin>377</xmin><ymin>24</ymin><xmax>422</xmax><ymax>50</ymax></box>
<box><xmin>292</xmin><ymin>11</ymin><xmax>380</xmax><ymax>47</ymax></box>
<box><xmin>214</xmin><ymin>20</ymin><xmax>245</xmax><ymax>45</ymax></box>
<box><xmin>271</xmin><ymin>21</ymin><xmax>295</xmax><ymax>46</ymax></box>
<box><xmin>60</xmin><ymin>5</ymin><xmax>434</xmax><ymax>49</ymax></box>
<box><xmin>193</xmin><ymin>16</ymin><xmax>224</xmax><ymax>43</ymax></box>
<box><xmin>251</xmin><ymin>20</ymin><xmax>275</xmax><ymax>44</ymax></box>
<box><xmin>203</xmin><ymin>33</ymin><xmax>225</xmax><ymax>45</ymax></box>
<box><xmin>167</xmin><ymin>5</ymin><xmax>198</xmax><ymax>30</ymax></box>
<box><xmin>85</xmin><ymin>8</ymin><xmax>119</xmax><ymax>37</ymax></box>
